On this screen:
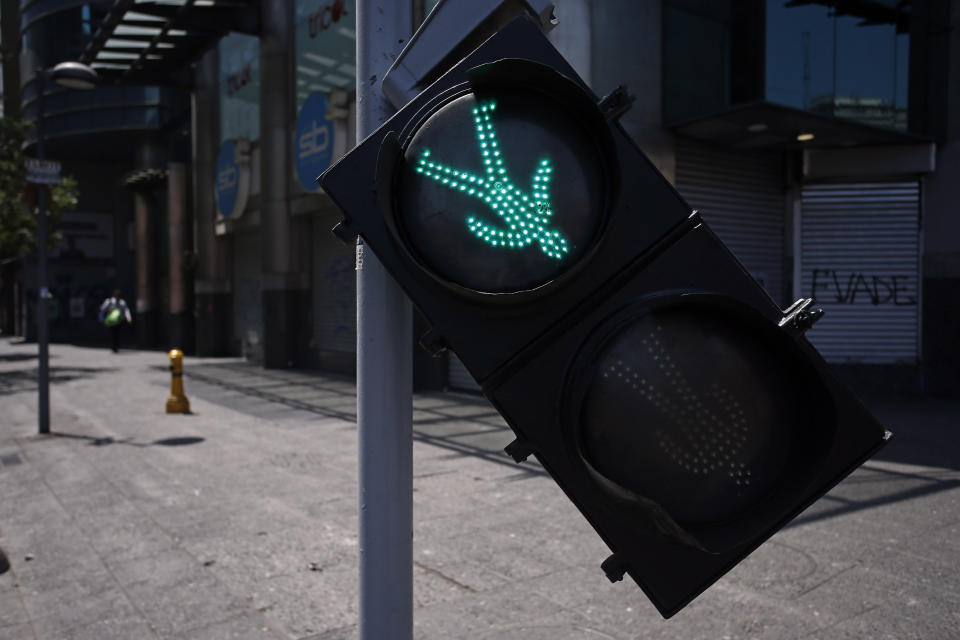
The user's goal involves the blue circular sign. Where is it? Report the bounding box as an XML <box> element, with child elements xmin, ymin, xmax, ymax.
<box><xmin>295</xmin><ymin>93</ymin><xmax>335</xmax><ymax>191</ymax></box>
<box><xmin>215</xmin><ymin>140</ymin><xmax>239</xmax><ymax>218</ymax></box>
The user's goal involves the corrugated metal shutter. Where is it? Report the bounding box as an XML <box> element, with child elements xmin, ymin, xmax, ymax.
<box><xmin>448</xmin><ymin>353</ymin><xmax>481</xmax><ymax>392</ymax></box>
<box><xmin>675</xmin><ymin>137</ymin><xmax>785</xmax><ymax>304</ymax></box>
<box><xmin>799</xmin><ymin>182</ymin><xmax>919</xmax><ymax>364</ymax></box>
<box><xmin>313</xmin><ymin>213</ymin><xmax>357</xmax><ymax>354</ymax></box>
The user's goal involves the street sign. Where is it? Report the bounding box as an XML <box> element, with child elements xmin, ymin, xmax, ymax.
<box><xmin>214</xmin><ymin>139</ymin><xmax>251</xmax><ymax>219</ymax></box>
<box><xmin>320</xmin><ymin>16</ymin><xmax>890</xmax><ymax>618</ymax></box>
<box><xmin>294</xmin><ymin>92</ymin><xmax>335</xmax><ymax>192</ymax></box>
<box><xmin>25</xmin><ymin>159</ymin><xmax>61</xmax><ymax>185</ymax></box>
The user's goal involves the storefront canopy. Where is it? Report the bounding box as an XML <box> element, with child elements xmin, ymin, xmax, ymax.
<box><xmin>668</xmin><ymin>101</ymin><xmax>931</xmax><ymax>151</ymax></box>
<box><xmin>80</xmin><ymin>0</ymin><xmax>260</xmax><ymax>87</ymax></box>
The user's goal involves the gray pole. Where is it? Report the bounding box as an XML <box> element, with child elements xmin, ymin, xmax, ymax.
<box><xmin>356</xmin><ymin>2</ymin><xmax>413</xmax><ymax>639</ymax></box>
<box><xmin>35</xmin><ymin>71</ymin><xmax>50</xmax><ymax>434</ymax></box>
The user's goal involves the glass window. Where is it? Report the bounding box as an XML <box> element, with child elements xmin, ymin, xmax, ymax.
<box><xmin>663</xmin><ymin>1</ymin><xmax>732</xmax><ymax>123</ymax></box>
<box><xmin>662</xmin><ymin>0</ymin><xmax>763</xmax><ymax>124</ymax></box>
<box><xmin>22</xmin><ymin>8</ymin><xmax>87</xmax><ymax>75</ymax></box>
<box><xmin>765</xmin><ymin>0</ymin><xmax>909</xmax><ymax>130</ymax></box>
<box><xmin>219</xmin><ymin>32</ymin><xmax>260</xmax><ymax>142</ymax></box>
<box><xmin>294</xmin><ymin>0</ymin><xmax>356</xmax><ymax>112</ymax></box>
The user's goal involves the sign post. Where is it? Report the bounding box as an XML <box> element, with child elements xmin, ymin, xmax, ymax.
<box><xmin>26</xmin><ymin>103</ymin><xmax>61</xmax><ymax>436</ymax></box>
<box><xmin>23</xmin><ymin>60</ymin><xmax>97</xmax><ymax>437</ymax></box>
<box><xmin>355</xmin><ymin>2</ymin><xmax>413</xmax><ymax>639</ymax></box>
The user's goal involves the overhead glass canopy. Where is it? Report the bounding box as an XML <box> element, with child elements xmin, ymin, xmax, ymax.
<box><xmin>78</xmin><ymin>0</ymin><xmax>261</xmax><ymax>86</ymax></box>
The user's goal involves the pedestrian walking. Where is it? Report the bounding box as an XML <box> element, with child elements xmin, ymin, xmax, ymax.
<box><xmin>98</xmin><ymin>289</ymin><xmax>132</xmax><ymax>353</ymax></box>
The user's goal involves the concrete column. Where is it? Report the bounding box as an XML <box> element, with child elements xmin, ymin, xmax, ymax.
<box><xmin>589</xmin><ymin>0</ymin><xmax>675</xmax><ymax>183</ymax></box>
<box><xmin>167</xmin><ymin>162</ymin><xmax>194</xmax><ymax>352</ymax></box>
<box><xmin>133</xmin><ymin>190</ymin><xmax>156</xmax><ymax>347</ymax></box>
<box><xmin>548</xmin><ymin>0</ymin><xmax>591</xmax><ymax>88</ymax></box>
<box><xmin>134</xmin><ymin>138</ymin><xmax>163</xmax><ymax>347</ymax></box>
<box><xmin>259</xmin><ymin>0</ymin><xmax>309</xmax><ymax>368</ymax></box>
<box><xmin>922</xmin><ymin>141</ymin><xmax>960</xmax><ymax>395</ymax></box>
<box><xmin>193</xmin><ymin>46</ymin><xmax>233</xmax><ymax>356</ymax></box>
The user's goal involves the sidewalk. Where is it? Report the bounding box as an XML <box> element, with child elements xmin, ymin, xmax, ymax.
<box><xmin>1</xmin><ymin>341</ymin><xmax>958</xmax><ymax>639</ymax></box>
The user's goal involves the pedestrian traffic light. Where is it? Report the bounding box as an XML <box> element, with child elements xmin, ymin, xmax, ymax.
<box><xmin>319</xmin><ymin>16</ymin><xmax>889</xmax><ymax>618</ymax></box>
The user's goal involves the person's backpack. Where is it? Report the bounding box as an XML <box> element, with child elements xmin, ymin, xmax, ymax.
<box><xmin>104</xmin><ymin>305</ymin><xmax>123</xmax><ymax>327</ymax></box>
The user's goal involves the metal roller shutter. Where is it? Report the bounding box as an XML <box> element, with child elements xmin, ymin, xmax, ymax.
<box><xmin>675</xmin><ymin>137</ymin><xmax>786</xmax><ymax>304</ymax></box>
<box><xmin>313</xmin><ymin>213</ymin><xmax>357</xmax><ymax>354</ymax></box>
<box><xmin>799</xmin><ymin>182</ymin><xmax>919</xmax><ymax>364</ymax></box>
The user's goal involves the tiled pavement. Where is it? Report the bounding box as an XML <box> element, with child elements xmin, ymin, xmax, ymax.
<box><xmin>1</xmin><ymin>341</ymin><xmax>959</xmax><ymax>639</ymax></box>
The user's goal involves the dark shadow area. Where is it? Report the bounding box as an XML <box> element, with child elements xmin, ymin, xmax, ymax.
<box><xmin>187</xmin><ymin>365</ymin><xmax>358</xmax><ymax>422</ymax></box>
<box><xmin>0</xmin><ymin>353</ymin><xmax>38</xmax><ymax>362</ymax></box>
<box><xmin>101</xmin><ymin>350</ymin><xmax>152</xmax><ymax>356</ymax></box>
<box><xmin>61</xmin><ymin>339</ymin><xmax>160</xmax><ymax>350</ymax></box>
<box><xmin>0</xmin><ymin>366</ymin><xmax>117</xmax><ymax>396</ymax></box>
<box><xmin>0</xmin><ymin>547</ymin><xmax>9</xmax><ymax>575</ymax></box>
<box><xmin>51</xmin><ymin>432</ymin><xmax>127</xmax><ymax>446</ymax></box>
<box><xmin>50</xmin><ymin>432</ymin><xmax>205</xmax><ymax>448</ymax></box>
<box><xmin>872</xmin><ymin>436</ymin><xmax>960</xmax><ymax>471</ymax></box>
<box><xmin>788</xmin><ymin>461</ymin><xmax>960</xmax><ymax>528</ymax></box>
<box><xmin>187</xmin><ymin>363</ymin><xmax>546</xmax><ymax>477</ymax></box>
<box><xmin>3</xmin><ymin>339</ymin><xmax>34</xmax><ymax>347</ymax></box>
<box><xmin>865</xmin><ymin>397</ymin><xmax>960</xmax><ymax>471</ymax></box>
<box><xmin>187</xmin><ymin>363</ymin><xmax>960</xmax><ymax>499</ymax></box>
<box><xmin>0</xmin><ymin>453</ymin><xmax>22</xmax><ymax>467</ymax></box>
<box><xmin>153</xmin><ymin>436</ymin><xmax>204</xmax><ymax>446</ymax></box>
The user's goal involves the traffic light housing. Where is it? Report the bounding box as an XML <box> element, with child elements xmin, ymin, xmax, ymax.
<box><xmin>320</xmin><ymin>16</ymin><xmax>889</xmax><ymax>618</ymax></box>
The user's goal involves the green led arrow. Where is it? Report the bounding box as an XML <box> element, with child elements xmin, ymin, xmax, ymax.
<box><xmin>414</xmin><ymin>101</ymin><xmax>570</xmax><ymax>260</ymax></box>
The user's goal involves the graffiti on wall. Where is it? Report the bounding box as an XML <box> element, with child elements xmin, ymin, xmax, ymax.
<box><xmin>810</xmin><ymin>269</ymin><xmax>916</xmax><ymax>306</ymax></box>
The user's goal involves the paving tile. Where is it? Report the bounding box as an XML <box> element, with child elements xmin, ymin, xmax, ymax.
<box><xmin>0</xmin><ymin>621</ymin><xmax>38</xmax><ymax>640</ymax></box>
<box><xmin>0</xmin><ymin>583</ymin><xmax>29</xmax><ymax>629</ymax></box>
<box><xmin>247</xmin><ymin>564</ymin><xmax>358</xmax><ymax>638</ymax></box>
<box><xmin>172</xmin><ymin>613</ymin><xmax>287</xmax><ymax>640</ymax></box>
<box><xmin>27</xmin><ymin>585</ymin><xmax>140</xmax><ymax>640</ymax></box>
<box><xmin>123</xmin><ymin>572</ymin><xmax>245</xmax><ymax>636</ymax></box>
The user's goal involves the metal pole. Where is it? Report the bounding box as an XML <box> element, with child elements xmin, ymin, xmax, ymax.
<box><xmin>356</xmin><ymin>2</ymin><xmax>413</xmax><ymax>639</ymax></box>
<box><xmin>35</xmin><ymin>70</ymin><xmax>50</xmax><ymax>434</ymax></box>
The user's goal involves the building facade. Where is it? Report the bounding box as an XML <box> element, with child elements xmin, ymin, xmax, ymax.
<box><xmin>562</xmin><ymin>0</ymin><xmax>958</xmax><ymax>396</ymax></box>
<box><xmin>12</xmin><ymin>0</ymin><xmax>192</xmax><ymax>349</ymax></box>
<box><xmin>14</xmin><ymin>0</ymin><xmax>960</xmax><ymax>395</ymax></box>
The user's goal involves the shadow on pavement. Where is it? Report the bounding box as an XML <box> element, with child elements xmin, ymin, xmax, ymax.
<box><xmin>186</xmin><ymin>366</ymin><xmax>357</xmax><ymax>422</ymax></box>
<box><xmin>188</xmin><ymin>364</ymin><xmax>960</xmax><ymax>507</ymax></box>
<box><xmin>154</xmin><ymin>436</ymin><xmax>205</xmax><ymax>446</ymax></box>
<box><xmin>186</xmin><ymin>363</ymin><xmax>545</xmax><ymax>477</ymax></box>
<box><xmin>0</xmin><ymin>353</ymin><xmax>37</xmax><ymax>362</ymax></box>
<box><xmin>873</xmin><ymin>435</ymin><xmax>960</xmax><ymax>472</ymax></box>
<box><xmin>789</xmin><ymin>463</ymin><xmax>960</xmax><ymax>529</ymax></box>
<box><xmin>856</xmin><ymin>396</ymin><xmax>960</xmax><ymax>471</ymax></box>
<box><xmin>50</xmin><ymin>432</ymin><xmax>205</xmax><ymax>448</ymax></box>
<box><xmin>0</xmin><ymin>366</ymin><xmax>116</xmax><ymax>396</ymax></box>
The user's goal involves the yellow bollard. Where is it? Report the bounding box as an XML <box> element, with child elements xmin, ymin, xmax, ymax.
<box><xmin>166</xmin><ymin>349</ymin><xmax>191</xmax><ymax>414</ymax></box>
